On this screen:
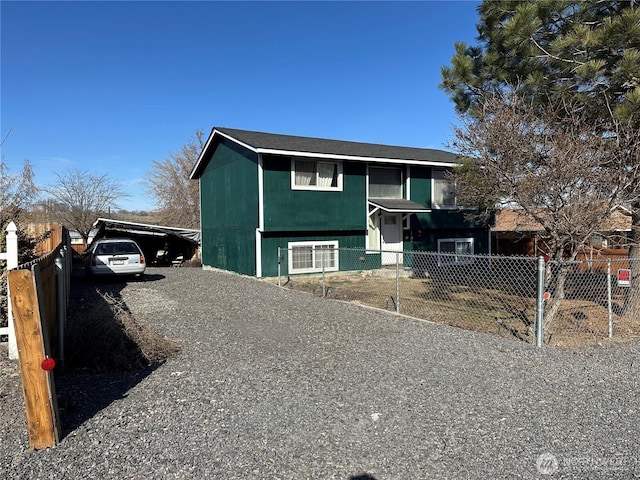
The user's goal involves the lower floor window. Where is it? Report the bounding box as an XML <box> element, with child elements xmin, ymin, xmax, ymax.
<box><xmin>288</xmin><ymin>241</ymin><xmax>339</xmax><ymax>274</ymax></box>
<box><xmin>437</xmin><ymin>238</ymin><xmax>474</xmax><ymax>266</ymax></box>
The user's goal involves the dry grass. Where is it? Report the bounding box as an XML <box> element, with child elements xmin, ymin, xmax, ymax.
<box><xmin>65</xmin><ymin>290</ymin><xmax>181</xmax><ymax>372</ymax></box>
<box><xmin>270</xmin><ymin>270</ymin><xmax>640</xmax><ymax>349</ymax></box>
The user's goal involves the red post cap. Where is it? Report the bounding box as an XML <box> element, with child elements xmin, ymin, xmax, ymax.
<box><xmin>41</xmin><ymin>357</ymin><xmax>56</xmax><ymax>371</ymax></box>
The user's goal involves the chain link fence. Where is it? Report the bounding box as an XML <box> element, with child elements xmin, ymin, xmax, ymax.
<box><xmin>543</xmin><ymin>257</ymin><xmax>640</xmax><ymax>347</ymax></box>
<box><xmin>274</xmin><ymin>247</ymin><xmax>640</xmax><ymax>348</ymax></box>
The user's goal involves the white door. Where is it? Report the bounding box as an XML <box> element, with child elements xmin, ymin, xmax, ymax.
<box><xmin>380</xmin><ymin>214</ymin><xmax>403</xmax><ymax>265</ymax></box>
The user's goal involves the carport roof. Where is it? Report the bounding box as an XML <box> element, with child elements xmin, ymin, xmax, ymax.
<box><xmin>92</xmin><ymin>218</ymin><xmax>201</xmax><ymax>244</ymax></box>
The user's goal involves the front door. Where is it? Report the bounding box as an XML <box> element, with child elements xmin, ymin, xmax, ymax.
<box><xmin>380</xmin><ymin>214</ymin><xmax>403</xmax><ymax>265</ymax></box>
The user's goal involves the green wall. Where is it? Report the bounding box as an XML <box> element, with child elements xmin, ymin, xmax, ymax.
<box><xmin>200</xmin><ymin>139</ymin><xmax>259</xmax><ymax>275</ymax></box>
<box><xmin>261</xmin><ymin>231</ymin><xmax>375</xmax><ymax>277</ymax></box>
<box><xmin>408</xmin><ymin>165</ymin><xmax>431</xmax><ymax>206</ymax></box>
<box><xmin>262</xmin><ymin>156</ymin><xmax>366</xmax><ymax>231</ymax></box>
<box><xmin>406</xmin><ymin>165</ymin><xmax>489</xmax><ymax>253</ymax></box>
<box><xmin>409</xmin><ymin>165</ymin><xmax>478</xmax><ymax>228</ymax></box>
<box><xmin>198</xmin><ymin>146</ymin><xmax>490</xmax><ymax>277</ymax></box>
<box><xmin>405</xmin><ymin>228</ymin><xmax>490</xmax><ymax>254</ymax></box>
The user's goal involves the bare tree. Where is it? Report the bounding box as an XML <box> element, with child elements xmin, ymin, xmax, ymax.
<box><xmin>43</xmin><ymin>168</ymin><xmax>128</xmax><ymax>244</ymax></box>
<box><xmin>450</xmin><ymin>91</ymin><xmax>640</xmax><ymax>326</ymax></box>
<box><xmin>1</xmin><ymin>159</ymin><xmax>39</xmax><ymax>321</ymax></box>
<box><xmin>145</xmin><ymin>130</ymin><xmax>203</xmax><ymax>229</ymax></box>
<box><xmin>0</xmin><ymin>159</ymin><xmax>37</xmax><ymax>229</ymax></box>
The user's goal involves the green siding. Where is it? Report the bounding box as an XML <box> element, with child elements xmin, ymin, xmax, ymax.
<box><xmin>408</xmin><ymin>165</ymin><xmax>431</xmax><ymax>206</ymax></box>
<box><xmin>409</xmin><ymin>165</ymin><xmax>478</xmax><ymax>228</ymax></box>
<box><xmin>199</xmin><ymin>139</ymin><xmax>259</xmax><ymax>275</ymax></box>
<box><xmin>261</xmin><ymin>232</ymin><xmax>376</xmax><ymax>277</ymax></box>
<box><xmin>202</xmin><ymin>226</ymin><xmax>257</xmax><ymax>275</ymax></box>
<box><xmin>262</xmin><ymin>156</ymin><xmax>366</xmax><ymax>231</ymax></box>
<box><xmin>412</xmin><ymin>210</ymin><xmax>480</xmax><ymax>230</ymax></box>
<box><xmin>406</xmin><ymin>165</ymin><xmax>489</xmax><ymax>253</ymax></box>
<box><xmin>198</xmin><ymin>143</ymin><xmax>490</xmax><ymax>276</ymax></box>
<box><xmin>405</xmin><ymin>228</ymin><xmax>490</xmax><ymax>254</ymax></box>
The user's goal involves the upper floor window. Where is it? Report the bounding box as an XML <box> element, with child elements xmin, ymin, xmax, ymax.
<box><xmin>369</xmin><ymin>166</ymin><xmax>403</xmax><ymax>198</ymax></box>
<box><xmin>432</xmin><ymin>168</ymin><xmax>457</xmax><ymax>209</ymax></box>
<box><xmin>291</xmin><ymin>159</ymin><xmax>343</xmax><ymax>191</ymax></box>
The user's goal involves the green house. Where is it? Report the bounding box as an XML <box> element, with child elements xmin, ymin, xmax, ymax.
<box><xmin>190</xmin><ymin>128</ymin><xmax>489</xmax><ymax>278</ymax></box>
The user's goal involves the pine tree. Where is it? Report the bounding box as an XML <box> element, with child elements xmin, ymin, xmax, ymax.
<box><xmin>441</xmin><ymin>1</ymin><xmax>640</xmax><ymax>125</ymax></box>
<box><xmin>441</xmin><ymin>0</ymin><xmax>640</xmax><ymax>317</ymax></box>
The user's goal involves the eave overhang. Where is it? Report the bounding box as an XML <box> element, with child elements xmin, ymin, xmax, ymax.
<box><xmin>190</xmin><ymin>128</ymin><xmax>460</xmax><ymax>179</ymax></box>
<box><xmin>368</xmin><ymin>198</ymin><xmax>431</xmax><ymax>214</ymax></box>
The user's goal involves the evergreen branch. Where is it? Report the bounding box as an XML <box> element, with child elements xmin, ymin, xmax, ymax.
<box><xmin>529</xmin><ymin>36</ymin><xmax>586</xmax><ymax>67</ymax></box>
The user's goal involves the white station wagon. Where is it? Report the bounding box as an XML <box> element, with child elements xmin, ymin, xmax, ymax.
<box><xmin>84</xmin><ymin>238</ymin><xmax>146</xmax><ymax>278</ymax></box>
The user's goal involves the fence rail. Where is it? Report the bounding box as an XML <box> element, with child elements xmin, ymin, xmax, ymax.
<box><xmin>275</xmin><ymin>247</ymin><xmax>640</xmax><ymax>348</ymax></box>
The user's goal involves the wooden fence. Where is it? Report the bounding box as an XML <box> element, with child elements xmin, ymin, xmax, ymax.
<box><xmin>576</xmin><ymin>245</ymin><xmax>630</xmax><ymax>273</ymax></box>
<box><xmin>4</xmin><ymin>223</ymin><xmax>72</xmax><ymax>449</ymax></box>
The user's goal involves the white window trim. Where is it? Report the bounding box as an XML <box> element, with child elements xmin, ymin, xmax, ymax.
<box><xmin>437</xmin><ymin>238</ymin><xmax>474</xmax><ymax>266</ymax></box>
<box><xmin>432</xmin><ymin>167</ymin><xmax>457</xmax><ymax>210</ymax></box>
<box><xmin>288</xmin><ymin>240</ymin><xmax>339</xmax><ymax>274</ymax></box>
<box><xmin>291</xmin><ymin>158</ymin><xmax>343</xmax><ymax>191</ymax></box>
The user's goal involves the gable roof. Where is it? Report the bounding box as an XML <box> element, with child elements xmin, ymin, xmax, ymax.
<box><xmin>190</xmin><ymin>127</ymin><xmax>460</xmax><ymax>179</ymax></box>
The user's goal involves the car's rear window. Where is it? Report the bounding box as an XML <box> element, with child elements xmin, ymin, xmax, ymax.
<box><xmin>95</xmin><ymin>242</ymin><xmax>140</xmax><ymax>256</ymax></box>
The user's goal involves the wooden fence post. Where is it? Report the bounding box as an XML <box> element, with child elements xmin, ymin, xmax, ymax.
<box><xmin>8</xmin><ymin>269</ymin><xmax>60</xmax><ymax>449</ymax></box>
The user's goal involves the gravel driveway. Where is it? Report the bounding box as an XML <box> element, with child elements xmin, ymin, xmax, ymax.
<box><xmin>1</xmin><ymin>266</ymin><xmax>639</xmax><ymax>479</ymax></box>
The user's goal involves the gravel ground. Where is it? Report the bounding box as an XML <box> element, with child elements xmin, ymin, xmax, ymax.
<box><xmin>1</xmin><ymin>266</ymin><xmax>640</xmax><ymax>479</ymax></box>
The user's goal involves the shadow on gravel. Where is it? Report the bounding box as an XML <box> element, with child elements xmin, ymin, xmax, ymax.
<box><xmin>139</xmin><ymin>272</ymin><xmax>166</xmax><ymax>282</ymax></box>
<box><xmin>54</xmin><ymin>268</ymin><xmax>179</xmax><ymax>440</ymax></box>
<box><xmin>349</xmin><ymin>475</ymin><xmax>378</xmax><ymax>480</ymax></box>
<box><xmin>55</xmin><ymin>365</ymin><xmax>159</xmax><ymax>438</ymax></box>
<box><xmin>87</xmin><ymin>270</ymin><xmax>166</xmax><ymax>284</ymax></box>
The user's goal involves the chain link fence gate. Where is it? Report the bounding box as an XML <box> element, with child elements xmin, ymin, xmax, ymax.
<box><xmin>275</xmin><ymin>247</ymin><xmax>640</xmax><ymax>348</ymax></box>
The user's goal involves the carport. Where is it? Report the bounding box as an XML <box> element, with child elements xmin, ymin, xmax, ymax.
<box><xmin>91</xmin><ymin>218</ymin><xmax>200</xmax><ymax>265</ymax></box>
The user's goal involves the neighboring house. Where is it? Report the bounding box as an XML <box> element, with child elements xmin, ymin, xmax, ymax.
<box><xmin>189</xmin><ymin>127</ymin><xmax>490</xmax><ymax>277</ymax></box>
<box><xmin>69</xmin><ymin>230</ymin><xmax>86</xmax><ymax>255</ymax></box>
<box><xmin>491</xmin><ymin>209</ymin><xmax>549</xmax><ymax>257</ymax></box>
<box><xmin>491</xmin><ymin>208</ymin><xmax>631</xmax><ymax>257</ymax></box>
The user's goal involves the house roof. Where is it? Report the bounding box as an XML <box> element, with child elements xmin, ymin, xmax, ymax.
<box><xmin>190</xmin><ymin>127</ymin><xmax>460</xmax><ymax>179</ymax></box>
<box><xmin>492</xmin><ymin>208</ymin><xmax>631</xmax><ymax>233</ymax></box>
<box><xmin>492</xmin><ymin>209</ymin><xmax>546</xmax><ymax>233</ymax></box>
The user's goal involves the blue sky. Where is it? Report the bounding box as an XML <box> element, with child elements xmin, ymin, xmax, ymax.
<box><xmin>1</xmin><ymin>0</ymin><xmax>481</xmax><ymax>212</ymax></box>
